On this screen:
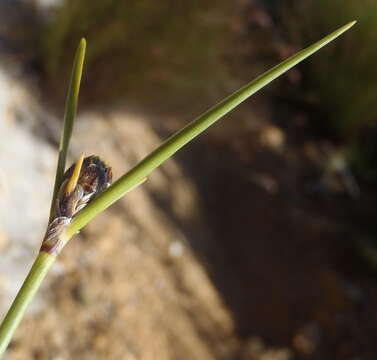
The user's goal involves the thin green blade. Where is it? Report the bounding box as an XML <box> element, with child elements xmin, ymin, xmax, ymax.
<box><xmin>67</xmin><ymin>21</ymin><xmax>356</xmax><ymax>236</ymax></box>
<box><xmin>49</xmin><ymin>38</ymin><xmax>86</xmax><ymax>221</ymax></box>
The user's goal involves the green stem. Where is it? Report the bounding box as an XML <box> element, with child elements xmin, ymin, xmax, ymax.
<box><xmin>0</xmin><ymin>252</ymin><xmax>55</xmax><ymax>357</ymax></box>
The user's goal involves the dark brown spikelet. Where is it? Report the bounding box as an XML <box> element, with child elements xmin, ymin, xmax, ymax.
<box><xmin>56</xmin><ymin>155</ymin><xmax>112</xmax><ymax>218</ymax></box>
<box><xmin>41</xmin><ymin>155</ymin><xmax>112</xmax><ymax>254</ymax></box>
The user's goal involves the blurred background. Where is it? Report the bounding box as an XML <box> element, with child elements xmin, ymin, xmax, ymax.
<box><xmin>1</xmin><ymin>0</ymin><xmax>377</xmax><ymax>359</ymax></box>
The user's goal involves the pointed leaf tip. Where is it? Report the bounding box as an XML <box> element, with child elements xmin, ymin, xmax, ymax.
<box><xmin>79</xmin><ymin>38</ymin><xmax>86</xmax><ymax>48</ymax></box>
<box><xmin>343</xmin><ymin>20</ymin><xmax>357</xmax><ymax>30</ymax></box>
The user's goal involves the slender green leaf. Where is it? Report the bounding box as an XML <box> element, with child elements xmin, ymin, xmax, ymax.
<box><xmin>49</xmin><ymin>38</ymin><xmax>86</xmax><ymax>221</ymax></box>
<box><xmin>66</xmin><ymin>21</ymin><xmax>355</xmax><ymax>237</ymax></box>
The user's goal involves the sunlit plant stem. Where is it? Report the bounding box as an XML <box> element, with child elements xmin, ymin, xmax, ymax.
<box><xmin>0</xmin><ymin>21</ymin><xmax>356</xmax><ymax>357</ymax></box>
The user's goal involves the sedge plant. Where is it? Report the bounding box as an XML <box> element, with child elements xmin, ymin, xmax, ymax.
<box><xmin>0</xmin><ymin>21</ymin><xmax>356</xmax><ymax>356</ymax></box>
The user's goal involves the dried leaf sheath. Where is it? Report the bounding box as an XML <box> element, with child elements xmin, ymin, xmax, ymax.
<box><xmin>41</xmin><ymin>155</ymin><xmax>112</xmax><ymax>254</ymax></box>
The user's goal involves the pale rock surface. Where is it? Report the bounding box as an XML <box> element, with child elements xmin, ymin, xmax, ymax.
<box><xmin>0</xmin><ymin>68</ymin><xmax>56</xmax><ymax>315</ymax></box>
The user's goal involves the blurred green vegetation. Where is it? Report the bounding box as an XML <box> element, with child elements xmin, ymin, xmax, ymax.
<box><xmin>16</xmin><ymin>0</ymin><xmax>375</xmax><ymax>183</ymax></box>
<box><xmin>31</xmin><ymin>0</ymin><xmax>377</xmax><ymax>182</ymax></box>
<box><xmin>278</xmin><ymin>0</ymin><xmax>377</xmax><ymax>274</ymax></box>
<box><xmin>35</xmin><ymin>0</ymin><xmax>235</xmax><ymax>112</ymax></box>
<box><xmin>279</xmin><ymin>0</ymin><xmax>377</xmax><ymax>187</ymax></box>
<box><xmin>282</xmin><ymin>0</ymin><xmax>377</xmax><ymax>140</ymax></box>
